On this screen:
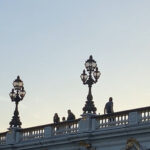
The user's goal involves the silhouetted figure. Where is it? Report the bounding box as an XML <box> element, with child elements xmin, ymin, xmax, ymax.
<box><xmin>104</xmin><ymin>97</ymin><xmax>114</xmax><ymax>114</ymax></box>
<box><xmin>53</xmin><ymin>113</ymin><xmax>60</xmax><ymax>124</ymax></box>
<box><xmin>62</xmin><ymin>117</ymin><xmax>66</xmax><ymax>122</ymax></box>
<box><xmin>104</xmin><ymin>97</ymin><xmax>114</xmax><ymax>122</ymax></box>
<box><xmin>67</xmin><ymin>109</ymin><xmax>75</xmax><ymax>121</ymax></box>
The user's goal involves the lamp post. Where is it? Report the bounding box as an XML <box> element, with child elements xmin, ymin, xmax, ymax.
<box><xmin>81</xmin><ymin>55</ymin><xmax>101</xmax><ymax>114</ymax></box>
<box><xmin>9</xmin><ymin>76</ymin><xmax>26</xmax><ymax>128</ymax></box>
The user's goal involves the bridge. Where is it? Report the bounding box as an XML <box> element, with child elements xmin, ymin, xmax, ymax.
<box><xmin>0</xmin><ymin>56</ymin><xmax>150</xmax><ymax>150</ymax></box>
<box><xmin>0</xmin><ymin>106</ymin><xmax>150</xmax><ymax>150</ymax></box>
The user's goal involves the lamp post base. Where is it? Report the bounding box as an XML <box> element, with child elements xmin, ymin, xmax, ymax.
<box><xmin>9</xmin><ymin>107</ymin><xmax>22</xmax><ymax>128</ymax></box>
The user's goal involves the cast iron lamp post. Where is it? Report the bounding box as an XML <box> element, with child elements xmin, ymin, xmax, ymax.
<box><xmin>81</xmin><ymin>55</ymin><xmax>101</xmax><ymax>114</ymax></box>
<box><xmin>9</xmin><ymin>76</ymin><xmax>26</xmax><ymax>128</ymax></box>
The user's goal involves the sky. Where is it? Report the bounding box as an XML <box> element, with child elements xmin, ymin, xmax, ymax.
<box><xmin>0</xmin><ymin>0</ymin><xmax>150</xmax><ymax>132</ymax></box>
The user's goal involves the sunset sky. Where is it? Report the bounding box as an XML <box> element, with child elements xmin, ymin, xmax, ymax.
<box><xmin>0</xmin><ymin>0</ymin><xmax>150</xmax><ymax>132</ymax></box>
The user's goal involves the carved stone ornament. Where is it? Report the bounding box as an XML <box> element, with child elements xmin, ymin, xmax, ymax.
<box><xmin>125</xmin><ymin>138</ymin><xmax>140</xmax><ymax>150</ymax></box>
<box><xmin>79</xmin><ymin>141</ymin><xmax>96</xmax><ymax>150</ymax></box>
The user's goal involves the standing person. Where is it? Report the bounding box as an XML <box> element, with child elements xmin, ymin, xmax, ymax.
<box><xmin>53</xmin><ymin>113</ymin><xmax>60</xmax><ymax>124</ymax></box>
<box><xmin>67</xmin><ymin>109</ymin><xmax>75</xmax><ymax>121</ymax></box>
<box><xmin>104</xmin><ymin>97</ymin><xmax>114</xmax><ymax>114</ymax></box>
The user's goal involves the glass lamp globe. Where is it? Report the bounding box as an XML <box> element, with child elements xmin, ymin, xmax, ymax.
<box><xmin>85</xmin><ymin>55</ymin><xmax>97</xmax><ymax>71</ymax></box>
<box><xmin>80</xmin><ymin>70</ymin><xmax>88</xmax><ymax>83</ymax></box>
<box><xmin>9</xmin><ymin>89</ymin><xmax>16</xmax><ymax>100</ymax></box>
<box><xmin>19</xmin><ymin>87</ymin><xmax>26</xmax><ymax>98</ymax></box>
<box><xmin>13</xmin><ymin>76</ymin><xmax>23</xmax><ymax>90</ymax></box>
<box><xmin>93</xmin><ymin>67</ymin><xmax>101</xmax><ymax>80</ymax></box>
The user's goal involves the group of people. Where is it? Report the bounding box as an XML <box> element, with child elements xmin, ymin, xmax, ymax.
<box><xmin>53</xmin><ymin>97</ymin><xmax>114</xmax><ymax>124</ymax></box>
<box><xmin>53</xmin><ymin>109</ymin><xmax>75</xmax><ymax>124</ymax></box>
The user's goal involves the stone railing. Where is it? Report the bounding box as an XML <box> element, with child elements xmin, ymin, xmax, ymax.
<box><xmin>94</xmin><ymin>111</ymin><xmax>128</xmax><ymax>129</ymax></box>
<box><xmin>93</xmin><ymin>106</ymin><xmax>150</xmax><ymax>130</ymax></box>
<box><xmin>0</xmin><ymin>132</ymin><xmax>7</xmax><ymax>145</ymax></box>
<box><xmin>22</xmin><ymin>125</ymin><xmax>45</xmax><ymax>141</ymax></box>
<box><xmin>52</xmin><ymin>119</ymin><xmax>79</xmax><ymax>136</ymax></box>
<box><xmin>1</xmin><ymin>106</ymin><xmax>150</xmax><ymax>145</ymax></box>
<box><xmin>21</xmin><ymin>119</ymin><xmax>80</xmax><ymax>141</ymax></box>
<box><xmin>138</xmin><ymin>107</ymin><xmax>150</xmax><ymax>124</ymax></box>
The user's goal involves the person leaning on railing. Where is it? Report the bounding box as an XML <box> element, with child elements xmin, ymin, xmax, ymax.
<box><xmin>53</xmin><ymin>113</ymin><xmax>60</xmax><ymax>124</ymax></box>
<box><xmin>67</xmin><ymin>110</ymin><xmax>76</xmax><ymax>132</ymax></box>
<box><xmin>67</xmin><ymin>110</ymin><xmax>75</xmax><ymax>121</ymax></box>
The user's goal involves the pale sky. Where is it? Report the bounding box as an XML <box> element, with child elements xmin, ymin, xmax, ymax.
<box><xmin>0</xmin><ymin>0</ymin><xmax>150</xmax><ymax>132</ymax></box>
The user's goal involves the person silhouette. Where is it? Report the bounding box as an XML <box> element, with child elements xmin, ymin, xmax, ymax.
<box><xmin>67</xmin><ymin>110</ymin><xmax>75</xmax><ymax>121</ymax></box>
<box><xmin>104</xmin><ymin>97</ymin><xmax>114</xmax><ymax>114</ymax></box>
<box><xmin>53</xmin><ymin>113</ymin><xmax>60</xmax><ymax>124</ymax></box>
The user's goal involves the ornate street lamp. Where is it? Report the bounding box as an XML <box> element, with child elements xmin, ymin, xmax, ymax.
<box><xmin>9</xmin><ymin>76</ymin><xmax>26</xmax><ymax>128</ymax></box>
<box><xmin>81</xmin><ymin>55</ymin><xmax>101</xmax><ymax>114</ymax></box>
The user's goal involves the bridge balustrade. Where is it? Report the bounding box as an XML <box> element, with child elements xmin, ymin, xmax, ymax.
<box><xmin>20</xmin><ymin>119</ymin><xmax>80</xmax><ymax>141</ymax></box>
<box><xmin>0</xmin><ymin>132</ymin><xmax>7</xmax><ymax>145</ymax></box>
<box><xmin>93</xmin><ymin>106</ymin><xmax>150</xmax><ymax>130</ymax></box>
<box><xmin>1</xmin><ymin>106</ymin><xmax>150</xmax><ymax>145</ymax></box>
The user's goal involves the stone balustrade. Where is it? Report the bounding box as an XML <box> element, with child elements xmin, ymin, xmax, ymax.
<box><xmin>22</xmin><ymin>125</ymin><xmax>45</xmax><ymax>141</ymax></box>
<box><xmin>0</xmin><ymin>131</ymin><xmax>7</xmax><ymax>145</ymax></box>
<box><xmin>94</xmin><ymin>111</ymin><xmax>129</xmax><ymax>129</ymax></box>
<box><xmin>52</xmin><ymin>119</ymin><xmax>80</xmax><ymax>136</ymax></box>
<box><xmin>21</xmin><ymin>119</ymin><xmax>80</xmax><ymax>141</ymax></box>
<box><xmin>1</xmin><ymin>106</ymin><xmax>150</xmax><ymax>145</ymax></box>
<box><xmin>93</xmin><ymin>106</ymin><xmax>150</xmax><ymax>130</ymax></box>
<box><xmin>139</xmin><ymin>107</ymin><xmax>150</xmax><ymax>124</ymax></box>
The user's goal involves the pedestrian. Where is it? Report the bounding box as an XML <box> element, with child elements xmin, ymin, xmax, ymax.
<box><xmin>104</xmin><ymin>97</ymin><xmax>114</xmax><ymax>114</ymax></box>
<box><xmin>53</xmin><ymin>113</ymin><xmax>60</xmax><ymax>124</ymax></box>
<box><xmin>104</xmin><ymin>97</ymin><xmax>114</xmax><ymax>123</ymax></box>
<box><xmin>62</xmin><ymin>117</ymin><xmax>66</xmax><ymax>122</ymax></box>
<box><xmin>67</xmin><ymin>109</ymin><xmax>75</xmax><ymax>121</ymax></box>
